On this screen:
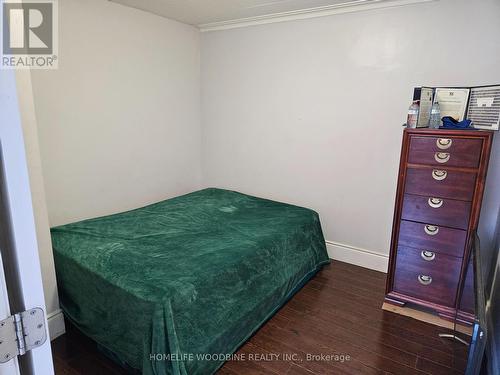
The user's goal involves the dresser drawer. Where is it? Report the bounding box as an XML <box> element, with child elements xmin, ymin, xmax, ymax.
<box><xmin>405</xmin><ymin>167</ymin><xmax>476</xmax><ymax>201</ymax></box>
<box><xmin>408</xmin><ymin>136</ymin><xmax>482</xmax><ymax>168</ymax></box>
<box><xmin>393</xmin><ymin>246</ymin><xmax>462</xmax><ymax>307</ymax></box>
<box><xmin>401</xmin><ymin>194</ymin><xmax>471</xmax><ymax>230</ymax></box>
<box><xmin>398</xmin><ymin>220</ymin><xmax>466</xmax><ymax>257</ymax></box>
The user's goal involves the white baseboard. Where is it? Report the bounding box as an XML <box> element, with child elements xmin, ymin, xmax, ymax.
<box><xmin>325</xmin><ymin>240</ymin><xmax>389</xmax><ymax>273</ymax></box>
<box><xmin>47</xmin><ymin>309</ymin><xmax>65</xmax><ymax>340</ymax></box>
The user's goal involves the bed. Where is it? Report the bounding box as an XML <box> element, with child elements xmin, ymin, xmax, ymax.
<box><xmin>51</xmin><ymin>188</ymin><xmax>330</xmax><ymax>374</ymax></box>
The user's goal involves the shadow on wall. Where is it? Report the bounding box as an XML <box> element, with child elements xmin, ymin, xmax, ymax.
<box><xmin>486</xmin><ymin>210</ymin><xmax>500</xmax><ymax>297</ymax></box>
<box><xmin>478</xmin><ymin>134</ymin><xmax>500</xmax><ymax>374</ymax></box>
<box><xmin>484</xmin><ymin>142</ymin><xmax>500</xmax><ymax>375</ymax></box>
<box><xmin>480</xmin><ymin>134</ymin><xmax>500</xmax><ymax>291</ymax></box>
<box><xmin>486</xmin><ymin>224</ymin><xmax>499</xmax><ymax>375</ymax></box>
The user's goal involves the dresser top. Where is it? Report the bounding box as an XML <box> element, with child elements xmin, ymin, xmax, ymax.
<box><xmin>404</xmin><ymin>128</ymin><xmax>494</xmax><ymax>139</ymax></box>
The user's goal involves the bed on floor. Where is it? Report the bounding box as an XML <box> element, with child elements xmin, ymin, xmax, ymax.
<box><xmin>51</xmin><ymin>188</ymin><xmax>329</xmax><ymax>375</ymax></box>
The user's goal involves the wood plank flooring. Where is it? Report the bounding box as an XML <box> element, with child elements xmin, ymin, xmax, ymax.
<box><xmin>51</xmin><ymin>261</ymin><xmax>469</xmax><ymax>374</ymax></box>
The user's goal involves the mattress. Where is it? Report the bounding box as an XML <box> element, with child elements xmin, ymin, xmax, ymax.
<box><xmin>51</xmin><ymin>188</ymin><xmax>329</xmax><ymax>374</ymax></box>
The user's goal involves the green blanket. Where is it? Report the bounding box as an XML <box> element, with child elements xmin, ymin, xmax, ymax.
<box><xmin>51</xmin><ymin>188</ymin><xmax>329</xmax><ymax>374</ymax></box>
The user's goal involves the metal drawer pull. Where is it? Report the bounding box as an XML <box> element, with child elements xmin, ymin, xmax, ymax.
<box><xmin>424</xmin><ymin>225</ymin><xmax>439</xmax><ymax>236</ymax></box>
<box><xmin>418</xmin><ymin>275</ymin><xmax>433</xmax><ymax>285</ymax></box>
<box><xmin>432</xmin><ymin>169</ymin><xmax>447</xmax><ymax>181</ymax></box>
<box><xmin>436</xmin><ymin>138</ymin><xmax>452</xmax><ymax>150</ymax></box>
<box><xmin>428</xmin><ymin>197</ymin><xmax>443</xmax><ymax>208</ymax></box>
<box><xmin>434</xmin><ymin>152</ymin><xmax>450</xmax><ymax>163</ymax></box>
<box><xmin>421</xmin><ymin>250</ymin><xmax>436</xmax><ymax>261</ymax></box>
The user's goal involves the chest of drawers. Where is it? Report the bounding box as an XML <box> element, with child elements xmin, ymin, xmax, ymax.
<box><xmin>385</xmin><ymin>129</ymin><xmax>493</xmax><ymax>322</ymax></box>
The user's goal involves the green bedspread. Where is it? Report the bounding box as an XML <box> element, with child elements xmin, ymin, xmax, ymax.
<box><xmin>51</xmin><ymin>188</ymin><xmax>329</xmax><ymax>374</ymax></box>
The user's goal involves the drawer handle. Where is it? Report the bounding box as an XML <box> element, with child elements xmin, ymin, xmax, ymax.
<box><xmin>421</xmin><ymin>250</ymin><xmax>436</xmax><ymax>261</ymax></box>
<box><xmin>428</xmin><ymin>197</ymin><xmax>443</xmax><ymax>208</ymax></box>
<box><xmin>432</xmin><ymin>169</ymin><xmax>447</xmax><ymax>181</ymax></box>
<box><xmin>418</xmin><ymin>275</ymin><xmax>433</xmax><ymax>285</ymax></box>
<box><xmin>424</xmin><ymin>225</ymin><xmax>439</xmax><ymax>236</ymax></box>
<box><xmin>436</xmin><ymin>138</ymin><xmax>452</xmax><ymax>150</ymax></box>
<box><xmin>434</xmin><ymin>152</ymin><xmax>450</xmax><ymax>164</ymax></box>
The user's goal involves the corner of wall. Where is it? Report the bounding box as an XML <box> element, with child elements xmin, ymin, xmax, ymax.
<box><xmin>15</xmin><ymin>70</ymin><xmax>63</xmax><ymax>337</ymax></box>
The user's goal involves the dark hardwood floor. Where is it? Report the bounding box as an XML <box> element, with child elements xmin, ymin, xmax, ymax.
<box><xmin>51</xmin><ymin>261</ymin><xmax>468</xmax><ymax>374</ymax></box>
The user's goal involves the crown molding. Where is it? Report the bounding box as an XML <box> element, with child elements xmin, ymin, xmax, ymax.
<box><xmin>199</xmin><ymin>0</ymin><xmax>436</xmax><ymax>32</ymax></box>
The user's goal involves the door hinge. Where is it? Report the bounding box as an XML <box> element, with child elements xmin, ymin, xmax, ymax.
<box><xmin>0</xmin><ymin>308</ymin><xmax>47</xmax><ymax>363</ymax></box>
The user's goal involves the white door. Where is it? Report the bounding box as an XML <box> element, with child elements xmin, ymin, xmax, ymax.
<box><xmin>0</xmin><ymin>68</ymin><xmax>55</xmax><ymax>374</ymax></box>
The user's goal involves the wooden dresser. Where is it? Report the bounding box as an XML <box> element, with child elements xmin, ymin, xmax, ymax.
<box><xmin>385</xmin><ymin>129</ymin><xmax>493</xmax><ymax>322</ymax></box>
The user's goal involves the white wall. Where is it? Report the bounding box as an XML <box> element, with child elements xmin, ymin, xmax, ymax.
<box><xmin>15</xmin><ymin>71</ymin><xmax>64</xmax><ymax>339</ymax></box>
<box><xmin>31</xmin><ymin>0</ymin><xmax>202</xmax><ymax>227</ymax></box>
<box><xmin>28</xmin><ymin>0</ymin><xmax>500</xmax><ymax>332</ymax></box>
<box><xmin>30</xmin><ymin>0</ymin><xmax>201</xmax><ymax>337</ymax></box>
<box><xmin>201</xmin><ymin>0</ymin><xmax>500</xmax><ymax>271</ymax></box>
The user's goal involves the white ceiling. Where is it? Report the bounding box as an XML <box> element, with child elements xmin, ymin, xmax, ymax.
<box><xmin>109</xmin><ymin>0</ymin><xmax>390</xmax><ymax>26</ymax></box>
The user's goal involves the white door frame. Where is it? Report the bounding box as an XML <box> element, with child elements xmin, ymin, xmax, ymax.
<box><xmin>0</xmin><ymin>67</ymin><xmax>54</xmax><ymax>374</ymax></box>
<box><xmin>0</xmin><ymin>254</ymin><xmax>19</xmax><ymax>375</ymax></box>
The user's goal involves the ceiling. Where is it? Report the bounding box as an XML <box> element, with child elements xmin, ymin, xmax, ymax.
<box><xmin>109</xmin><ymin>0</ymin><xmax>391</xmax><ymax>27</ymax></box>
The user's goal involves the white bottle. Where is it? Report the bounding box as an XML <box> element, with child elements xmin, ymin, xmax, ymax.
<box><xmin>407</xmin><ymin>100</ymin><xmax>420</xmax><ymax>128</ymax></box>
<box><xmin>429</xmin><ymin>102</ymin><xmax>441</xmax><ymax>129</ymax></box>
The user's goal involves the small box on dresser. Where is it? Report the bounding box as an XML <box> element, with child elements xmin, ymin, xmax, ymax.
<box><xmin>385</xmin><ymin>129</ymin><xmax>493</xmax><ymax>323</ymax></box>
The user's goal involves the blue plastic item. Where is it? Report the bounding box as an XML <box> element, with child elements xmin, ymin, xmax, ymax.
<box><xmin>441</xmin><ymin>116</ymin><xmax>473</xmax><ymax>129</ymax></box>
